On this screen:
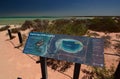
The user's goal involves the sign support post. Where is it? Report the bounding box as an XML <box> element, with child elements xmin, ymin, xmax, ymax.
<box><xmin>73</xmin><ymin>63</ymin><xmax>81</xmax><ymax>79</ymax></box>
<box><xmin>39</xmin><ymin>57</ymin><xmax>48</xmax><ymax>79</ymax></box>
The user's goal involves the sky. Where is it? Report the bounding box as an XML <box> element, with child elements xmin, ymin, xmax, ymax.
<box><xmin>0</xmin><ymin>0</ymin><xmax>120</xmax><ymax>16</ymax></box>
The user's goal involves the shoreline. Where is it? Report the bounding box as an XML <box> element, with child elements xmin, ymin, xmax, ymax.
<box><xmin>0</xmin><ymin>16</ymin><xmax>94</xmax><ymax>25</ymax></box>
<box><xmin>0</xmin><ymin>24</ymin><xmax>22</xmax><ymax>29</ymax></box>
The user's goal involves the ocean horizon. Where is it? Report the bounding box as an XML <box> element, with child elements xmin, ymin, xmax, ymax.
<box><xmin>0</xmin><ymin>16</ymin><xmax>94</xmax><ymax>25</ymax></box>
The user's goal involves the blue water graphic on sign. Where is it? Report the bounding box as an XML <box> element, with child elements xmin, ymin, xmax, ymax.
<box><xmin>23</xmin><ymin>32</ymin><xmax>104</xmax><ymax>67</ymax></box>
<box><xmin>56</xmin><ymin>39</ymin><xmax>83</xmax><ymax>53</ymax></box>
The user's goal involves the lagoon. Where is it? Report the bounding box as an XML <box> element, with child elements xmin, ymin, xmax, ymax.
<box><xmin>0</xmin><ymin>16</ymin><xmax>93</xmax><ymax>25</ymax></box>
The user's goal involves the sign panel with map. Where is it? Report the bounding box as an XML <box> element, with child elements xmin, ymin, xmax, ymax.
<box><xmin>23</xmin><ymin>32</ymin><xmax>104</xmax><ymax>67</ymax></box>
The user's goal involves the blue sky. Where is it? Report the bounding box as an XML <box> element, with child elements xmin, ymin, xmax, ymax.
<box><xmin>0</xmin><ymin>0</ymin><xmax>120</xmax><ymax>16</ymax></box>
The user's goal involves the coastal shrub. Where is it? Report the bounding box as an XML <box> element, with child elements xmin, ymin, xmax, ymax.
<box><xmin>42</xmin><ymin>20</ymin><xmax>49</xmax><ymax>31</ymax></box>
<box><xmin>21</xmin><ymin>19</ymin><xmax>88</xmax><ymax>35</ymax></box>
<box><xmin>21</xmin><ymin>20</ymin><xmax>37</xmax><ymax>31</ymax></box>
<box><xmin>21</xmin><ymin>19</ymin><xmax>50</xmax><ymax>32</ymax></box>
<box><xmin>0</xmin><ymin>25</ymin><xmax>10</xmax><ymax>32</ymax></box>
<box><xmin>11</xmin><ymin>28</ymin><xmax>21</xmax><ymax>33</ymax></box>
<box><xmin>82</xmin><ymin>64</ymin><xmax>115</xmax><ymax>79</ymax></box>
<box><xmin>33</xmin><ymin>19</ymin><xmax>49</xmax><ymax>32</ymax></box>
<box><xmin>46</xmin><ymin>19</ymin><xmax>68</xmax><ymax>34</ymax></box>
<box><xmin>53</xmin><ymin>19</ymin><xmax>70</xmax><ymax>26</ymax></box>
<box><xmin>34</xmin><ymin>19</ymin><xmax>42</xmax><ymax>23</ymax></box>
<box><xmin>91</xmin><ymin>64</ymin><xmax>115</xmax><ymax>79</ymax></box>
<box><xmin>33</xmin><ymin>19</ymin><xmax>42</xmax><ymax>28</ymax></box>
<box><xmin>47</xmin><ymin>58</ymin><xmax>73</xmax><ymax>72</ymax></box>
<box><xmin>46</xmin><ymin>19</ymin><xmax>71</xmax><ymax>33</ymax></box>
<box><xmin>71</xmin><ymin>23</ymin><xmax>88</xmax><ymax>35</ymax></box>
<box><xmin>88</xmin><ymin>17</ymin><xmax>120</xmax><ymax>32</ymax></box>
<box><xmin>47</xmin><ymin>19</ymin><xmax>88</xmax><ymax>36</ymax></box>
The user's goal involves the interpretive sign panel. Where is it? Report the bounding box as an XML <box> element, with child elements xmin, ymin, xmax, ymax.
<box><xmin>23</xmin><ymin>32</ymin><xmax>104</xmax><ymax>67</ymax></box>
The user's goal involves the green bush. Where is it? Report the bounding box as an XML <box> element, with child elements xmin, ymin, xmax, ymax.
<box><xmin>91</xmin><ymin>64</ymin><xmax>115</xmax><ymax>79</ymax></box>
<box><xmin>21</xmin><ymin>20</ymin><xmax>37</xmax><ymax>31</ymax></box>
<box><xmin>88</xmin><ymin>17</ymin><xmax>120</xmax><ymax>32</ymax></box>
<box><xmin>11</xmin><ymin>28</ymin><xmax>21</xmax><ymax>33</ymax></box>
<box><xmin>47</xmin><ymin>19</ymin><xmax>88</xmax><ymax>36</ymax></box>
<box><xmin>0</xmin><ymin>25</ymin><xmax>10</xmax><ymax>32</ymax></box>
<box><xmin>21</xmin><ymin>19</ymin><xmax>49</xmax><ymax>32</ymax></box>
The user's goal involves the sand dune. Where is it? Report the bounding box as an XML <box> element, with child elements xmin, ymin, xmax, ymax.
<box><xmin>0</xmin><ymin>29</ymin><xmax>120</xmax><ymax>79</ymax></box>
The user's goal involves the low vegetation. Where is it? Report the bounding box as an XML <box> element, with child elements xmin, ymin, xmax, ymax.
<box><xmin>5</xmin><ymin>16</ymin><xmax>119</xmax><ymax>78</ymax></box>
<box><xmin>91</xmin><ymin>65</ymin><xmax>115</xmax><ymax>79</ymax></box>
<box><xmin>47</xmin><ymin>19</ymin><xmax>88</xmax><ymax>35</ymax></box>
<box><xmin>0</xmin><ymin>25</ymin><xmax>10</xmax><ymax>32</ymax></box>
<box><xmin>88</xmin><ymin>17</ymin><xmax>120</xmax><ymax>32</ymax></box>
<box><xmin>81</xmin><ymin>64</ymin><xmax>115</xmax><ymax>79</ymax></box>
<box><xmin>20</xmin><ymin>17</ymin><xmax>120</xmax><ymax>35</ymax></box>
<box><xmin>11</xmin><ymin>28</ymin><xmax>21</xmax><ymax>33</ymax></box>
<box><xmin>21</xmin><ymin>19</ymin><xmax>49</xmax><ymax>32</ymax></box>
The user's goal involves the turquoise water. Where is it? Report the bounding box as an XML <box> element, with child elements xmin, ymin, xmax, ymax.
<box><xmin>0</xmin><ymin>17</ymin><xmax>59</xmax><ymax>25</ymax></box>
<box><xmin>0</xmin><ymin>16</ymin><xmax>93</xmax><ymax>25</ymax></box>
<box><xmin>56</xmin><ymin>39</ymin><xmax>83</xmax><ymax>53</ymax></box>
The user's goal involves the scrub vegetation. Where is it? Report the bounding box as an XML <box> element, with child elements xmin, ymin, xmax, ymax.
<box><xmin>4</xmin><ymin>16</ymin><xmax>120</xmax><ymax>79</ymax></box>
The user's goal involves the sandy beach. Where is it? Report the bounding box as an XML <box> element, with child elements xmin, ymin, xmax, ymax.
<box><xmin>0</xmin><ymin>24</ymin><xmax>120</xmax><ymax>79</ymax></box>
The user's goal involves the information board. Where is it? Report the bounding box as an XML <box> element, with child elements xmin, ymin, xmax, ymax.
<box><xmin>23</xmin><ymin>32</ymin><xmax>104</xmax><ymax>67</ymax></box>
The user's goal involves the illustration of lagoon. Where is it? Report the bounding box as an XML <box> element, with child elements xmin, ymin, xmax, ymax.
<box><xmin>55</xmin><ymin>39</ymin><xmax>83</xmax><ymax>53</ymax></box>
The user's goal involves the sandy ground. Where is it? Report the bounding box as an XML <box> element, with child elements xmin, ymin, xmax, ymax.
<box><xmin>0</xmin><ymin>30</ymin><xmax>81</xmax><ymax>79</ymax></box>
<box><xmin>0</xmin><ymin>28</ymin><xmax>120</xmax><ymax>79</ymax></box>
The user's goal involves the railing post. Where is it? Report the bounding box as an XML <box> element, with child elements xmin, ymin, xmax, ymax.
<box><xmin>8</xmin><ymin>29</ymin><xmax>12</xmax><ymax>39</ymax></box>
